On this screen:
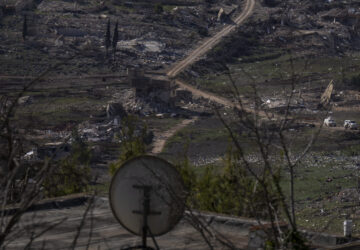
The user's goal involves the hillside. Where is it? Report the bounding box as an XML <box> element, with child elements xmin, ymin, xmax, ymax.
<box><xmin>2</xmin><ymin>0</ymin><xmax>360</xmax><ymax>247</ymax></box>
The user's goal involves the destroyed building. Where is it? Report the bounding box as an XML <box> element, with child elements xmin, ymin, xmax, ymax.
<box><xmin>127</xmin><ymin>69</ymin><xmax>177</xmax><ymax>107</ymax></box>
<box><xmin>174</xmin><ymin>88</ymin><xmax>192</xmax><ymax>103</ymax></box>
<box><xmin>321</xmin><ymin>8</ymin><xmax>360</xmax><ymax>29</ymax></box>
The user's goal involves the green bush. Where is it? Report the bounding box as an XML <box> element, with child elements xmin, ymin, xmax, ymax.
<box><xmin>177</xmin><ymin>145</ymin><xmax>278</xmax><ymax>218</ymax></box>
<box><xmin>43</xmin><ymin>131</ymin><xmax>91</xmax><ymax>197</ymax></box>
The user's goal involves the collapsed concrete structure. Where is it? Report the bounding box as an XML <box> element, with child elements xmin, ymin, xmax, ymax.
<box><xmin>127</xmin><ymin>69</ymin><xmax>177</xmax><ymax>106</ymax></box>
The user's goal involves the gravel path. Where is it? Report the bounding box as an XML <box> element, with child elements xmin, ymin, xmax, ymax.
<box><xmin>151</xmin><ymin>117</ymin><xmax>198</xmax><ymax>154</ymax></box>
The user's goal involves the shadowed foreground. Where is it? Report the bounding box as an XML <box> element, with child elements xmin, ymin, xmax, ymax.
<box><xmin>3</xmin><ymin>196</ymin><xmax>249</xmax><ymax>249</ymax></box>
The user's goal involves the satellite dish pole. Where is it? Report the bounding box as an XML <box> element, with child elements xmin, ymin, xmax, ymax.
<box><xmin>109</xmin><ymin>156</ymin><xmax>185</xmax><ymax>250</ymax></box>
<box><xmin>132</xmin><ymin>185</ymin><xmax>161</xmax><ymax>250</ymax></box>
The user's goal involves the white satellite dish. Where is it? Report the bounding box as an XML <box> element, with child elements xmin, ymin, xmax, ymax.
<box><xmin>109</xmin><ymin>155</ymin><xmax>186</xmax><ymax>249</ymax></box>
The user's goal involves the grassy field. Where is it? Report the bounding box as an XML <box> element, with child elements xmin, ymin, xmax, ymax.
<box><xmin>192</xmin><ymin>52</ymin><xmax>360</xmax><ymax>98</ymax></box>
<box><xmin>160</xmin><ymin>106</ymin><xmax>360</xmax><ymax>235</ymax></box>
<box><xmin>286</xmin><ymin>153</ymin><xmax>359</xmax><ymax>235</ymax></box>
<box><xmin>179</xmin><ymin>43</ymin><xmax>360</xmax><ymax>236</ymax></box>
<box><xmin>144</xmin><ymin>116</ymin><xmax>185</xmax><ymax>131</ymax></box>
<box><xmin>160</xmin><ymin>116</ymin><xmax>231</xmax><ymax>161</ymax></box>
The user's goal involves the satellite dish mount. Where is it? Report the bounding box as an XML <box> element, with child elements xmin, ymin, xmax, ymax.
<box><xmin>131</xmin><ymin>185</ymin><xmax>161</xmax><ymax>250</ymax></box>
<box><xmin>109</xmin><ymin>156</ymin><xmax>186</xmax><ymax>250</ymax></box>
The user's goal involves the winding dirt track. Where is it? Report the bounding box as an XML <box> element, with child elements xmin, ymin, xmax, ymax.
<box><xmin>167</xmin><ymin>0</ymin><xmax>256</xmax><ymax>78</ymax></box>
<box><xmin>175</xmin><ymin>79</ymin><xmax>235</xmax><ymax>107</ymax></box>
<box><xmin>151</xmin><ymin>117</ymin><xmax>198</xmax><ymax>154</ymax></box>
<box><xmin>151</xmin><ymin>0</ymin><xmax>256</xmax><ymax>154</ymax></box>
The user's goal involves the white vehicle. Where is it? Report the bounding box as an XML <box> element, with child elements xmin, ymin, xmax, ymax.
<box><xmin>344</xmin><ymin>120</ymin><xmax>358</xmax><ymax>130</ymax></box>
<box><xmin>324</xmin><ymin>117</ymin><xmax>336</xmax><ymax>127</ymax></box>
<box><xmin>155</xmin><ymin>113</ymin><xmax>164</xmax><ymax>119</ymax></box>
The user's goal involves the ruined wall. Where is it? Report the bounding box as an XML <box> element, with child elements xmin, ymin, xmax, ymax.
<box><xmin>127</xmin><ymin>70</ymin><xmax>176</xmax><ymax>107</ymax></box>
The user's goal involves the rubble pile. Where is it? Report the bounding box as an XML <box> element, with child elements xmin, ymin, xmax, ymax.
<box><xmin>111</xmin><ymin>88</ymin><xmax>173</xmax><ymax>115</ymax></box>
<box><xmin>336</xmin><ymin>188</ymin><xmax>359</xmax><ymax>203</ymax></box>
<box><xmin>264</xmin><ymin>0</ymin><xmax>360</xmax><ymax>53</ymax></box>
<box><xmin>183</xmin><ymin>0</ymin><xmax>360</xmax><ymax>81</ymax></box>
<box><xmin>0</xmin><ymin>0</ymin><xmax>242</xmax><ymax>75</ymax></box>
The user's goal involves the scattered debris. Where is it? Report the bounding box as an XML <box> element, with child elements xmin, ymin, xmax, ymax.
<box><xmin>18</xmin><ymin>96</ymin><xmax>33</xmax><ymax>105</ymax></box>
<box><xmin>337</xmin><ymin>188</ymin><xmax>359</xmax><ymax>203</ymax></box>
<box><xmin>320</xmin><ymin>80</ymin><xmax>334</xmax><ymax>108</ymax></box>
<box><xmin>23</xmin><ymin>150</ymin><xmax>36</xmax><ymax>160</ymax></box>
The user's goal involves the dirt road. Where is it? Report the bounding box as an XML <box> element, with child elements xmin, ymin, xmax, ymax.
<box><xmin>167</xmin><ymin>0</ymin><xmax>256</xmax><ymax>78</ymax></box>
<box><xmin>151</xmin><ymin>0</ymin><xmax>255</xmax><ymax>154</ymax></box>
<box><xmin>151</xmin><ymin>117</ymin><xmax>198</xmax><ymax>154</ymax></box>
<box><xmin>175</xmin><ymin>79</ymin><xmax>235</xmax><ymax>107</ymax></box>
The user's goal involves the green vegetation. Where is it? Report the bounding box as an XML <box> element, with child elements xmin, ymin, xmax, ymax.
<box><xmin>177</xmin><ymin>145</ymin><xmax>278</xmax><ymax>218</ymax></box>
<box><xmin>162</xmin><ymin>113</ymin><xmax>360</xmax><ymax>236</ymax></box>
<box><xmin>144</xmin><ymin>117</ymin><xmax>185</xmax><ymax>131</ymax></box>
<box><xmin>166</xmin><ymin>125</ymin><xmax>228</xmax><ymax>145</ymax></box>
<box><xmin>297</xmin><ymin>200</ymin><xmax>360</xmax><ymax>235</ymax></box>
<box><xmin>44</xmin><ymin>131</ymin><xmax>91</xmax><ymax>197</ymax></box>
<box><xmin>192</xmin><ymin>35</ymin><xmax>360</xmax><ymax>98</ymax></box>
<box><xmin>282</xmin><ymin>160</ymin><xmax>357</xmax><ymax>202</ymax></box>
<box><xmin>193</xmin><ymin>53</ymin><xmax>360</xmax><ymax>99</ymax></box>
<box><xmin>14</xmin><ymin>96</ymin><xmax>104</xmax><ymax>128</ymax></box>
<box><xmin>342</xmin><ymin>144</ymin><xmax>360</xmax><ymax>156</ymax></box>
<box><xmin>174</xmin><ymin>139</ymin><xmax>360</xmax><ymax>235</ymax></box>
<box><xmin>162</xmin><ymin>116</ymin><xmax>259</xmax><ymax>160</ymax></box>
<box><xmin>163</xmin><ymin>117</ymin><xmax>231</xmax><ymax>145</ymax></box>
<box><xmin>194</xmin><ymin>76</ymin><xmax>253</xmax><ymax>96</ymax></box>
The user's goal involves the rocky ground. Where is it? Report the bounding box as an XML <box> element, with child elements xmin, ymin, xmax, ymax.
<box><xmin>0</xmin><ymin>0</ymin><xmax>243</xmax><ymax>76</ymax></box>
<box><xmin>1</xmin><ymin>0</ymin><xmax>244</xmax><ymax>184</ymax></box>
<box><xmin>180</xmin><ymin>0</ymin><xmax>360</xmax><ymax>102</ymax></box>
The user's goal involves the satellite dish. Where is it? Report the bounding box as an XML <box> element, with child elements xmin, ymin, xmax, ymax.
<box><xmin>109</xmin><ymin>155</ymin><xmax>186</xmax><ymax>248</ymax></box>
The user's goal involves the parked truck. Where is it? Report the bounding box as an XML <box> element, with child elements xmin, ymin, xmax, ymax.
<box><xmin>324</xmin><ymin>117</ymin><xmax>336</xmax><ymax>127</ymax></box>
<box><xmin>344</xmin><ymin>120</ymin><xmax>358</xmax><ymax>130</ymax></box>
